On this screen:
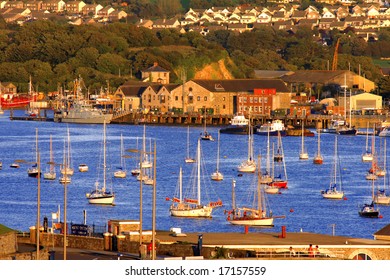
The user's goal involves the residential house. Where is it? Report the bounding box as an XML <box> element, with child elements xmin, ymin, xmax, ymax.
<box><xmin>240</xmin><ymin>12</ymin><xmax>256</xmax><ymax>24</ymax></box>
<box><xmin>1</xmin><ymin>8</ymin><xmax>31</xmax><ymax>23</ymax></box>
<box><xmin>336</xmin><ymin>7</ymin><xmax>349</xmax><ymax>19</ymax></box>
<box><xmin>272</xmin><ymin>11</ymin><xmax>288</xmax><ymax>22</ymax></box>
<box><xmin>82</xmin><ymin>4</ymin><xmax>103</xmax><ymax>16</ymax></box>
<box><xmin>24</xmin><ymin>1</ymin><xmax>42</xmax><ymax>11</ymax></box>
<box><xmin>199</xmin><ymin>13</ymin><xmax>214</xmax><ymax>24</ymax></box>
<box><xmin>322</xmin><ymin>10</ymin><xmax>337</xmax><ymax>19</ymax></box>
<box><xmin>306</xmin><ymin>10</ymin><xmax>320</xmax><ymax>20</ymax></box>
<box><xmin>152</xmin><ymin>18</ymin><xmax>180</xmax><ymax>29</ymax></box>
<box><xmin>154</xmin><ymin>84</ymin><xmax>181</xmax><ymax>113</ymax></box>
<box><xmin>141</xmin><ymin>62</ymin><xmax>170</xmax><ymax>84</ymax></box>
<box><xmin>108</xmin><ymin>10</ymin><xmax>127</xmax><ymax>21</ymax></box>
<box><xmin>273</xmin><ymin>20</ymin><xmax>294</xmax><ymax>30</ymax></box>
<box><xmin>4</xmin><ymin>1</ymin><xmax>24</xmax><ymax>9</ymax></box>
<box><xmin>291</xmin><ymin>10</ymin><xmax>307</xmax><ymax>23</ymax></box>
<box><xmin>331</xmin><ymin>20</ymin><xmax>347</xmax><ymax>30</ymax></box>
<box><xmin>137</xmin><ymin>19</ymin><xmax>153</xmax><ymax>29</ymax></box>
<box><xmin>366</xmin><ymin>5</ymin><xmax>380</xmax><ymax>18</ymax></box>
<box><xmin>0</xmin><ymin>82</ymin><xmax>17</xmax><ymax>95</ymax></box>
<box><xmin>41</xmin><ymin>0</ymin><xmax>66</xmax><ymax>13</ymax></box>
<box><xmin>66</xmin><ymin>1</ymin><xmax>86</xmax><ymax>14</ymax></box>
<box><xmin>0</xmin><ymin>1</ymin><xmax>7</xmax><ymax>9</ymax></box>
<box><xmin>227</xmin><ymin>23</ymin><xmax>248</xmax><ymax>32</ymax></box>
<box><xmin>257</xmin><ymin>11</ymin><xmax>272</xmax><ymax>23</ymax></box>
<box><xmin>97</xmin><ymin>5</ymin><xmax>115</xmax><ymax>17</ymax></box>
<box><xmin>227</xmin><ymin>12</ymin><xmax>241</xmax><ymax>24</ymax></box>
<box><xmin>296</xmin><ymin>18</ymin><xmax>318</xmax><ymax>29</ymax></box>
<box><xmin>318</xmin><ymin>18</ymin><xmax>338</xmax><ymax>29</ymax></box>
<box><xmin>344</xmin><ymin>16</ymin><xmax>366</xmax><ymax>28</ymax></box>
<box><xmin>351</xmin><ymin>6</ymin><xmax>366</xmax><ymax>17</ymax></box>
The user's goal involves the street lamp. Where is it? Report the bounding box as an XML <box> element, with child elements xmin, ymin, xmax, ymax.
<box><xmin>127</xmin><ymin>138</ymin><xmax>157</xmax><ymax>260</ymax></box>
<box><xmin>14</xmin><ymin>138</ymin><xmax>41</xmax><ymax>259</ymax></box>
<box><xmin>47</xmin><ymin>159</ymin><xmax>69</xmax><ymax>260</ymax></box>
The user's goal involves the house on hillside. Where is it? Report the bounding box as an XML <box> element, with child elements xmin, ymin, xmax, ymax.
<box><xmin>141</xmin><ymin>62</ymin><xmax>170</xmax><ymax>84</ymax></box>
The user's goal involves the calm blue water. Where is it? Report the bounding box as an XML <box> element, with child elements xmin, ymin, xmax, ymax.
<box><xmin>0</xmin><ymin>110</ymin><xmax>388</xmax><ymax>239</ymax></box>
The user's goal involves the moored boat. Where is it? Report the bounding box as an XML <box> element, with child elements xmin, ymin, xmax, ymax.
<box><xmin>255</xmin><ymin>120</ymin><xmax>286</xmax><ymax>136</ymax></box>
<box><xmin>220</xmin><ymin>113</ymin><xmax>250</xmax><ymax>135</ymax></box>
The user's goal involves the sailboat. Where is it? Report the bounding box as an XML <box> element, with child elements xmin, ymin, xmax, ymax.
<box><xmin>211</xmin><ymin>130</ymin><xmax>223</xmax><ymax>181</ymax></box>
<box><xmin>362</xmin><ymin>123</ymin><xmax>373</xmax><ymax>162</ymax></box>
<box><xmin>200</xmin><ymin>112</ymin><xmax>214</xmax><ymax>141</ymax></box>
<box><xmin>259</xmin><ymin>126</ymin><xmax>272</xmax><ymax>184</ymax></box>
<box><xmin>59</xmin><ymin>139</ymin><xmax>71</xmax><ymax>184</ymax></box>
<box><xmin>27</xmin><ymin>129</ymin><xmax>39</xmax><ymax>178</ymax></box>
<box><xmin>313</xmin><ymin>130</ymin><xmax>323</xmax><ymax>165</ymax></box>
<box><xmin>114</xmin><ymin>133</ymin><xmax>127</xmax><ymax>178</ymax></box>
<box><xmin>374</xmin><ymin>137</ymin><xmax>390</xmax><ymax>205</ymax></box>
<box><xmin>366</xmin><ymin>132</ymin><xmax>378</xmax><ymax>180</ymax></box>
<box><xmin>268</xmin><ymin>136</ymin><xmax>288</xmax><ymax>189</ymax></box>
<box><xmin>60</xmin><ymin>127</ymin><xmax>74</xmax><ymax>176</ymax></box>
<box><xmin>226</xmin><ymin>157</ymin><xmax>274</xmax><ymax>226</ymax></box>
<box><xmin>131</xmin><ymin>137</ymin><xmax>141</xmax><ymax>176</ymax></box>
<box><xmin>169</xmin><ymin>138</ymin><xmax>222</xmax><ymax>218</ymax></box>
<box><xmin>337</xmin><ymin>77</ymin><xmax>356</xmax><ymax>135</ymax></box>
<box><xmin>185</xmin><ymin>126</ymin><xmax>196</xmax><ymax>163</ymax></box>
<box><xmin>299</xmin><ymin>122</ymin><xmax>309</xmax><ymax>160</ymax></box>
<box><xmin>140</xmin><ymin>125</ymin><xmax>152</xmax><ymax>168</ymax></box>
<box><xmin>359</xmin><ymin>178</ymin><xmax>380</xmax><ymax>218</ymax></box>
<box><xmin>44</xmin><ymin>135</ymin><xmax>56</xmax><ymax>180</ymax></box>
<box><xmin>237</xmin><ymin>119</ymin><xmax>256</xmax><ymax>173</ymax></box>
<box><xmin>86</xmin><ymin>120</ymin><xmax>115</xmax><ymax>205</ymax></box>
<box><xmin>321</xmin><ymin>135</ymin><xmax>344</xmax><ymax>199</ymax></box>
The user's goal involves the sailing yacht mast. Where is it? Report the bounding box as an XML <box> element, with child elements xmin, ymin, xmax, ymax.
<box><xmin>103</xmin><ymin>120</ymin><xmax>107</xmax><ymax>193</ymax></box>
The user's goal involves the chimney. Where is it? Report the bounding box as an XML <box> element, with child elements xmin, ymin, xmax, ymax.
<box><xmin>153</xmin><ymin>62</ymin><xmax>158</xmax><ymax>67</ymax></box>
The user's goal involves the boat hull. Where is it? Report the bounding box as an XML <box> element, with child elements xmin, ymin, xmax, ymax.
<box><xmin>228</xmin><ymin>217</ymin><xmax>274</xmax><ymax>226</ymax></box>
<box><xmin>220</xmin><ymin>126</ymin><xmax>249</xmax><ymax>135</ymax></box>
<box><xmin>114</xmin><ymin>171</ymin><xmax>127</xmax><ymax>178</ymax></box>
<box><xmin>87</xmin><ymin>194</ymin><xmax>115</xmax><ymax>205</ymax></box>
<box><xmin>170</xmin><ymin>205</ymin><xmax>212</xmax><ymax>218</ymax></box>
<box><xmin>237</xmin><ymin>161</ymin><xmax>256</xmax><ymax>173</ymax></box>
<box><xmin>211</xmin><ymin>171</ymin><xmax>224</xmax><ymax>181</ymax></box>
<box><xmin>57</xmin><ymin>114</ymin><xmax>113</xmax><ymax>124</ymax></box>
<box><xmin>321</xmin><ymin>191</ymin><xmax>344</xmax><ymax>199</ymax></box>
<box><xmin>43</xmin><ymin>172</ymin><xmax>56</xmax><ymax>180</ymax></box>
<box><xmin>299</xmin><ymin>153</ymin><xmax>309</xmax><ymax>160</ymax></box>
<box><xmin>268</xmin><ymin>180</ymin><xmax>287</xmax><ymax>189</ymax></box>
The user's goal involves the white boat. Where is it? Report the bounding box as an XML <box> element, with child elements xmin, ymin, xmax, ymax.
<box><xmin>114</xmin><ymin>133</ymin><xmax>127</xmax><ymax>178</ymax></box>
<box><xmin>27</xmin><ymin>129</ymin><xmax>39</xmax><ymax>178</ymax></box>
<box><xmin>259</xmin><ymin>127</ymin><xmax>272</xmax><ymax>184</ymax></box>
<box><xmin>78</xmin><ymin>164</ymin><xmax>88</xmax><ymax>172</ymax></box>
<box><xmin>374</xmin><ymin>138</ymin><xmax>390</xmax><ymax>205</ymax></box>
<box><xmin>185</xmin><ymin>126</ymin><xmax>196</xmax><ymax>163</ymax></box>
<box><xmin>44</xmin><ymin>135</ymin><xmax>56</xmax><ymax>180</ymax></box>
<box><xmin>10</xmin><ymin>162</ymin><xmax>20</xmax><ymax>168</ymax></box>
<box><xmin>313</xmin><ymin>130</ymin><xmax>323</xmax><ymax>165</ymax></box>
<box><xmin>54</xmin><ymin>77</ymin><xmax>113</xmax><ymax>124</ymax></box>
<box><xmin>139</xmin><ymin>125</ymin><xmax>152</xmax><ymax>169</ymax></box>
<box><xmin>255</xmin><ymin>120</ymin><xmax>286</xmax><ymax>136</ymax></box>
<box><xmin>321</xmin><ymin>135</ymin><xmax>344</xmax><ymax>199</ymax></box>
<box><xmin>226</xmin><ymin>160</ymin><xmax>275</xmax><ymax>226</ymax></box>
<box><xmin>60</xmin><ymin>127</ymin><xmax>74</xmax><ymax>176</ymax></box>
<box><xmin>299</xmin><ymin>122</ymin><xmax>309</xmax><ymax>160</ymax></box>
<box><xmin>86</xmin><ymin>121</ymin><xmax>115</xmax><ymax>205</ymax></box>
<box><xmin>362</xmin><ymin>124</ymin><xmax>373</xmax><ymax>162</ymax></box>
<box><xmin>237</xmin><ymin>118</ymin><xmax>256</xmax><ymax>173</ymax></box>
<box><xmin>59</xmin><ymin>176</ymin><xmax>71</xmax><ymax>184</ymax></box>
<box><xmin>169</xmin><ymin>139</ymin><xmax>222</xmax><ymax>218</ymax></box>
<box><xmin>211</xmin><ymin>130</ymin><xmax>223</xmax><ymax>181</ymax></box>
<box><xmin>379</xmin><ymin>126</ymin><xmax>390</xmax><ymax>137</ymax></box>
<box><xmin>219</xmin><ymin>113</ymin><xmax>250</xmax><ymax>135</ymax></box>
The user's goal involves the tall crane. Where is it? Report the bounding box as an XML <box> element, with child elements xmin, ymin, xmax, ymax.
<box><xmin>332</xmin><ymin>38</ymin><xmax>340</xmax><ymax>71</ymax></box>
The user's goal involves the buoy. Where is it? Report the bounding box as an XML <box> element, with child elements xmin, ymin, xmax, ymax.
<box><xmin>344</xmin><ymin>197</ymin><xmax>347</xmax><ymax>200</ymax></box>
<box><xmin>379</xmin><ymin>215</ymin><xmax>383</xmax><ymax>219</ymax></box>
<box><xmin>289</xmin><ymin>209</ymin><xmax>294</xmax><ymax>213</ymax></box>
<box><xmin>238</xmin><ymin>174</ymin><xmax>243</xmax><ymax>177</ymax></box>
<box><xmin>278</xmin><ymin>192</ymin><xmax>282</xmax><ymax>195</ymax></box>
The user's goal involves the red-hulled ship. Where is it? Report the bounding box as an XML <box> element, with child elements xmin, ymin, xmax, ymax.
<box><xmin>1</xmin><ymin>93</ymin><xmax>36</xmax><ymax>109</ymax></box>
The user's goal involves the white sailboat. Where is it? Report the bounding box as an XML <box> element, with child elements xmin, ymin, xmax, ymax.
<box><xmin>211</xmin><ymin>130</ymin><xmax>223</xmax><ymax>181</ymax></box>
<box><xmin>226</xmin><ymin>157</ymin><xmax>274</xmax><ymax>226</ymax></box>
<box><xmin>299</xmin><ymin>122</ymin><xmax>309</xmax><ymax>160</ymax></box>
<box><xmin>60</xmin><ymin>127</ymin><xmax>74</xmax><ymax>176</ymax></box>
<box><xmin>374</xmin><ymin>137</ymin><xmax>390</xmax><ymax>205</ymax></box>
<box><xmin>366</xmin><ymin>131</ymin><xmax>378</xmax><ymax>180</ymax></box>
<box><xmin>131</xmin><ymin>137</ymin><xmax>140</xmax><ymax>176</ymax></box>
<box><xmin>169</xmin><ymin>138</ymin><xmax>222</xmax><ymax>218</ymax></box>
<box><xmin>59</xmin><ymin>138</ymin><xmax>71</xmax><ymax>184</ymax></box>
<box><xmin>27</xmin><ymin>129</ymin><xmax>39</xmax><ymax>178</ymax></box>
<box><xmin>86</xmin><ymin>121</ymin><xmax>115</xmax><ymax>205</ymax></box>
<box><xmin>260</xmin><ymin>126</ymin><xmax>272</xmax><ymax>184</ymax></box>
<box><xmin>321</xmin><ymin>135</ymin><xmax>344</xmax><ymax>199</ymax></box>
<box><xmin>237</xmin><ymin>119</ymin><xmax>256</xmax><ymax>173</ymax></box>
<box><xmin>44</xmin><ymin>135</ymin><xmax>56</xmax><ymax>180</ymax></box>
<box><xmin>362</xmin><ymin>123</ymin><xmax>373</xmax><ymax>162</ymax></box>
<box><xmin>114</xmin><ymin>133</ymin><xmax>127</xmax><ymax>178</ymax></box>
<box><xmin>140</xmin><ymin>125</ymin><xmax>152</xmax><ymax>169</ymax></box>
<box><xmin>185</xmin><ymin>126</ymin><xmax>196</xmax><ymax>163</ymax></box>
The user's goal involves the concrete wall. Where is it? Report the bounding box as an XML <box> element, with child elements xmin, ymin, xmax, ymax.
<box><xmin>0</xmin><ymin>232</ymin><xmax>17</xmax><ymax>256</ymax></box>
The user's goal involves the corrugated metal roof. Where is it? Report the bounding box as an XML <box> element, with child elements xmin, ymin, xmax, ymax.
<box><xmin>281</xmin><ymin>70</ymin><xmax>348</xmax><ymax>83</ymax></box>
<box><xmin>191</xmin><ymin>79</ymin><xmax>290</xmax><ymax>93</ymax></box>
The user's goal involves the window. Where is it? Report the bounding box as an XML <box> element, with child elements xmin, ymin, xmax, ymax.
<box><xmin>197</xmin><ymin>96</ymin><xmax>201</xmax><ymax>101</ymax></box>
<box><xmin>204</xmin><ymin>96</ymin><xmax>207</xmax><ymax>101</ymax></box>
<box><xmin>243</xmin><ymin>97</ymin><xmax>247</xmax><ymax>103</ymax></box>
<box><xmin>254</xmin><ymin>97</ymin><xmax>258</xmax><ymax>103</ymax></box>
<box><xmin>188</xmin><ymin>96</ymin><xmax>193</xmax><ymax>104</ymax></box>
<box><xmin>175</xmin><ymin>96</ymin><xmax>178</xmax><ymax>101</ymax></box>
<box><xmin>223</xmin><ymin>105</ymin><xmax>225</xmax><ymax>109</ymax></box>
<box><xmin>250</xmin><ymin>97</ymin><xmax>253</xmax><ymax>103</ymax></box>
<box><xmin>223</xmin><ymin>97</ymin><xmax>226</xmax><ymax>101</ymax></box>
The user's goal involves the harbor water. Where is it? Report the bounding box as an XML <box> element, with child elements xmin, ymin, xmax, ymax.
<box><xmin>0</xmin><ymin>110</ymin><xmax>389</xmax><ymax>239</ymax></box>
